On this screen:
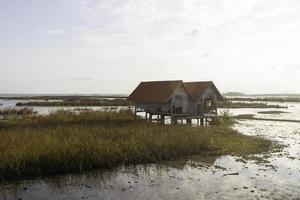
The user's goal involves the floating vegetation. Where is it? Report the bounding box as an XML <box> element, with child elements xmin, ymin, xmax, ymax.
<box><xmin>235</xmin><ymin>115</ymin><xmax>300</xmax><ymax>123</ymax></box>
<box><xmin>235</xmin><ymin>114</ymin><xmax>256</xmax><ymax>119</ymax></box>
<box><xmin>257</xmin><ymin>111</ymin><xmax>289</xmax><ymax>114</ymax></box>
<box><xmin>16</xmin><ymin>98</ymin><xmax>134</xmax><ymax>107</ymax></box>
<box><xmin>218</xmin><ymin>101</ymin><xmax>287</xmax><ymax>109</ymax></box>
<box><xmin>226</xmin><ymin>97</ymin><xmax>300</xmax><ymax>103</ymax></box>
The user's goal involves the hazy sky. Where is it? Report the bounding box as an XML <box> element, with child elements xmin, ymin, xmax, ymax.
<box><xmin>1</xmin><ymin>0</ymin><xmax>300</xmax><ymax>94</ymax></box>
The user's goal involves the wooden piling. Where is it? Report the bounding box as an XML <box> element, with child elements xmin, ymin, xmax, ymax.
<box><xmin>200</xmin><ymin>118</ymin><xmax>204</xmax><ymax>126</ymax></box>
<box><xmin>171</xmin><ymin>116</ymin><xmax>175</xmax><ymax>125</ymax></box>
<box><xmin>161</xmin><ymin>115</ymin><xmax>165</xmax><ymax>125</ymax></box>
<box><xmin>187</xmin><ymin>119</ymin><xmax>192</xmax><ymax>125</ymax></box>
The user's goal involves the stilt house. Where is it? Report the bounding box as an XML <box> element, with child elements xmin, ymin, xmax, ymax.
<box><xmin>128</xmin><ymin>80</ymin><xmax>223</xmax><ymax>121</ymax></box>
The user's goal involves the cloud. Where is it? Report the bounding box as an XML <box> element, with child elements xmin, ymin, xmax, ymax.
<box><xmin>283</xmin><ymin>64</ymin><xmax>300</xmax><ymax>74</ymax></box>
<box><xmin>183</xmin><ymin>29</ymin><xmax>200</xmax><ymax>37</ymax></box>
<box><xmin>202</xmin><ymin>53</ymin><xmax>211</xmax><ymax>58</ymax></box>
<box><xmin>71</xmin><ymin>0</ymin><xmax>299</xmax><ymax>55</ymax></box>
<box><xmin>73</xmin><ymin>76</ymin><xmax>97</xmax><ymax>81</ymax></box>
<box><xmin>47</xmin><ymin>29</ymin><xmax>64</xmax><ymax>35</ymax></box>
<box><xmin>12</xmin><ymin>0</ymin><xmax>297</xmax><ymax>93</ymax></box>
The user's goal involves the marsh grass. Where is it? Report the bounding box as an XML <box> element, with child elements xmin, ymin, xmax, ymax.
<box><xmin>257</xmin><ymin>111</ymin><xmax>289</xmax><ymax>114</ymax></box>
<box><xmin>211</xmin><ymin>109</ymin><xmax>235</xmax><ymax>125</ymax></box>
<box><xmin>16</xmin><ymin>98</ymin><xmax>133</xmax><ymax>107</ymax></box>
<box><xmin>228</xmin><ymin>97</ymin><xmax>300</xmax><ymax>103</ymax></box>
<box><xmin>0</xmin><ymin>107</ymin><xmax>36</xmax><ymax>116</ymax></box>
<box><xmin>0</xmin><ymin>111</ymin><xmax>272</xmax><ymax>181</ymax></box>
<box><xmin>218</xmin><ymin>101</ymin><xmax>287</xmax><ymax>109</ymax></box>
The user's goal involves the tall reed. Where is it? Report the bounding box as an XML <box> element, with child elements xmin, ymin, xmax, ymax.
<box><xmin>0</xmin><ymin>111</ymin><xmax>272</xmax><ymax>181</ymax></box>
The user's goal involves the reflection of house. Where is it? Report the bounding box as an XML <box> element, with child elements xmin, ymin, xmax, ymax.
<box><xmin>128</xmin><ymin>80</ymin><xmax>223</xmax><ymax>124</ymax></box>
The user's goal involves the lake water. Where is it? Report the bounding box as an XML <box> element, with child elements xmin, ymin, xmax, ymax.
<box><xmin>0</xmin><ymin>99</ymin><xmax>300</xmax><ymax>199</ymax></box>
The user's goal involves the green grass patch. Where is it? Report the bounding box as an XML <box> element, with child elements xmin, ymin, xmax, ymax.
<box><xmin>0</xmin><ymin>111</ymin><xmax>273</xmax><ymax>181</ymax></box>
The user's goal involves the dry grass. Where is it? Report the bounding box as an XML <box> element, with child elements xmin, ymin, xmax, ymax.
<box><xmin>0</xmin><ymin>111</ymin><xmax>272</xmax><ymax>181</ymax></box>
<box><xmin>15</xmin><ymin>98</ymin><xmax>133</xmax><ymax>107</ymax></box>
<box><xmin>0</xmin><ymin>107</ymin><xmax>36</xmax><ymax>116</ymax></box>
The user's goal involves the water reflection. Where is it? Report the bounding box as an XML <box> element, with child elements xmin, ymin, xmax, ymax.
<box><xmin>2</xmin><ymin>149</ymin><xmax>300</xmax><ymax>200</ymax></box>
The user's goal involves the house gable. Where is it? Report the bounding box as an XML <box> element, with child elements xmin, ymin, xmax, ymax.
<box><xmin>127</xmin><ymin>80</ymin><xmax>183</xmax><ymax>103</ymax></box>
<box><xmin>183</xmin><ymin>81</ymin><xmax>223</xmax><ymax>102</ymax></box>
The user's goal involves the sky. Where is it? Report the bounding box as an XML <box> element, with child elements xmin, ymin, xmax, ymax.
<box><xmin>0</xmin><ymin>0</ymin><xmax>300</xmax><ymax>94</ymax></box>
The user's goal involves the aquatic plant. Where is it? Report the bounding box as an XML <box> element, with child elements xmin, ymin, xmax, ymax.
<box><xmin>218</xmin><ymin>100</ymin><xmax>286</xmax><ymax>109</ymax></box>
<box><xmin>226</xmin><ymin>97</ymin><xmax>300</xmax><ymax>103</ymax></box>
<box><xmin>0</xmin><ymin>107</ymin><xmax>36</xmax><ymax>116</ymax></box>
<box><xmin>257</xmin><ymin>111</ymin><xmax>289</xmax><ymax>114</ymax></box>
<box><xmin>15</xmin><ymin>98</ymin><xmax>134</xmax><ymax>107</ymax></box>
<box><xmin>0</xmin><ymin>111</ymin><xmax>272</xmax><ymax>181</ymax></box>
<box><xmin>211</xmin><ymin>109</ymin><xmax>235</xmax><ymax>125</ymax></box>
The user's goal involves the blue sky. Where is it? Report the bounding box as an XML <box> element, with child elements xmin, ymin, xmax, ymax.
<box><xmin>1</xmin><ymin>0</ymin><xmax>300</xmax><ymax>94</ymax></box>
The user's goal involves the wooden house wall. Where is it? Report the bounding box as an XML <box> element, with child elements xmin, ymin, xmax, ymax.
<box><xmin>198</xmin><ymin>85</ymin><xmax>218</xmax><ymax>113</ymax></box>
<box><xmin>200</xmin><ymin>85</ymin><xmax>218</xmax><ymax>103</ymax></box>
<box><xmin>187</xmin><ymin>99</ymin><xmax>197</xmax><ymax>114</ymax></box>
<box><xmin>170</xmin><ymin>84</ymin><xmax>189</xmax><ymax>113</ymax></box>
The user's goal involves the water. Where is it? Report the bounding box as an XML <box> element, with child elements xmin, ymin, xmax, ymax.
<box><xmin>0</xmin><ymin>99</ymin><xmax>129</xmax><ymax>115</ymax></box>
<box><xmin>1</xmin><ymin>98</ymin><xmax>300</xmax><ymax>199</ymax></box>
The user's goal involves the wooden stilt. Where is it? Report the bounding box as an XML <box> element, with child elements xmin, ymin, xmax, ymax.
<box><xmin>187</xmin><ymin>119</ymin><xmax>192</xmax><ymax>125</ymax></box>
<box><xmin>171</xmin><ymin>116</ymin><xmax>175</xmax><ymax>125</ymax></box>
<box><xmin>200</xmin><ymin>118</ymin><xmax>204</xmax><ymax>126</ymax></box>
<box><xmin>161</xmin><ymin>115</ymin><xmax>165</xmax><ymax>125</ymax></box>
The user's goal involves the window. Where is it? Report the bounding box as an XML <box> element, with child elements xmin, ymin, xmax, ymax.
<box><xmin>175</xmin><ymin>94</ymin><xmax>182</xmax><ymax>100</ymax></box>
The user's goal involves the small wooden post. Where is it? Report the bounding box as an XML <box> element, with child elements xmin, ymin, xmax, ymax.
<box><xmin>161</xmin><ymin>115</ymin><xmax>165</xmax><ymax>125</ymax></box>
<box><xmin>200</xmin><ymin>118</ymin><xmax>204</xmax><ymax>126</ymax></box>
<box><xmin>149</xmin><ymin>113</ymin><xmax>152</xmax><ymax>122</ymax></box>
<box><xmin>187</xmin><ymin>119</ymin><xmax>192</xmax><ymax>125</ymax></box>
<box><xmin>134</xmin><ymin>107</ymin><xmax>137</xmax><ymax>120</ymax></box>
<box><xmin>171</xmin><ymin>116</ymin><xmax>175</xmax><ymax>125</ymax></box>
